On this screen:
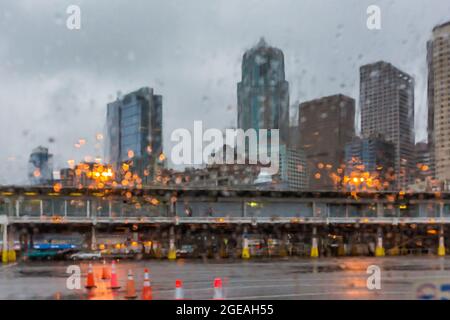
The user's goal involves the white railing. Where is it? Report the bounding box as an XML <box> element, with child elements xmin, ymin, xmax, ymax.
<box><xmin>5</xmin><ymin>215</ymin><xmax>450</xmax><ymax>225</ymax></box>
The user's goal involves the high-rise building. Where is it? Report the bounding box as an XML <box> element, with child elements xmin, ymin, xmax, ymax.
<box><xmin>428</xmin><ymin>21</ymin><xmax>450</xmax><ymax>186</ymax></box>
<box><xmin>28</xmin><ymin>146</ymin><xmax>53</xmax><ymax>185</ymax></box>
<box><xmin>237</xmin><ymin>38</ymin><xmax>289</xmax><ymax>145</ymax></box>
<box><xmin>344</xmin><ymin>135</ymin><xmax>395</xmax><ymax>190</ymax></box>
<box><xmin>106</xmin><ymin>87</ymin><xmax>163</xmax><ymax>184</ymax></box>
<box><xmin>252</xmin><ymin>144</ymin><xmax>308</xmax><ymax>190</ymax></box>
<box><xmin>299</xmin><ymin>94</ymin><xmax>355</xmax><ymax>190</ymax></box>
<box><xmin>277</xmin><ymin>144</ymin><xmax>308</xmax><ymax>190</ymax></box>
<box><xmin>360</xmin><ymin>61</ymin><xmax>415</xmax><ymax>189</ymax></box>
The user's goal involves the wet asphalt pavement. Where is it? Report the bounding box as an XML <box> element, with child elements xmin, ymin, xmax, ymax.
<box><xmin>0</xmin><ymin>257</ymin><xmax>449</xmax><ymax>300</ymax></box>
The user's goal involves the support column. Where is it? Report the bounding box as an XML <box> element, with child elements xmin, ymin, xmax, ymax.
<box><xmin>91</xmin><ymin>225</ymin><xmax>97</xmax><ymax>251</ymax></box>
<box><xmin>15</xmin><ymin>200</ymin><xmax>20</xmax><ymax>217</ymax></box>
<box><xmin>87</xmin><ymin>200</ymin><xmax>90</xmax><ymax>218</ymax></box>
<box><xmin>168</xmin><ymin>225</ymin><xmax>177</xmax><ymax>260</ymax></box>
<box><xmin>241</xmin><ymin>226</ymin><xmax>250</xmax><ymax>259</ymax></box>
<box><xmin>39</xmin><ymin>200</ymin><xmax>43</xmax><ymax>217</ymax></box>
<box><xmin>375</xmin><ymin>226</ymin><xmax>385</xmax><ymax>257</ymax></box>
<box><xmin>2</xmin><ymin>224</ymin><xmax>8</xmax><ymax>263</ymax></box>
<box><xmin>108</xmin><ymin>200</ymin><xmax>112</xmax><ymax>218</ymax></box>
<box><xmin>438</xmin><ymin>225</ymin><xmax>446</xmax><ymax>257</ymax></box>
<box><xmin>170</xmin><ymin>199</ymin><xmax>176</xmax><ymax>217</ymax></box>
<box><xmin>310</xmin><ymin>226</ymin><xmax>319</xmax><ymax>258</ymax></box>
<box><xmin>376</xmin><ymin>203</ymin><xmax>384</xmax><ymax>218</ymax></box>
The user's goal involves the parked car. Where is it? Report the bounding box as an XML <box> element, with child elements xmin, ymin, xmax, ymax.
<box><xmin>26</xmin><ymin>249</ymin><xmax>68</xmax><ymax>261</ymax></box>
<box><xmin>69</xmin><ymin>251</ymin><xmax>102</xmax><ymax>260</ymax></box>
<box><xmin>177</xmin><ymin>244</ymin><xmax>195</xmax><ymax>258</ymax></box>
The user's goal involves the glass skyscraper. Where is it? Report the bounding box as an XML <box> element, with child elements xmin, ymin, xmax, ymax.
<box><xmin>106</xmin><ymin>87</ymin><xmax>163</xmax><ymax>183</ymax></box>
<box><xmin>237</xmin><ymin>38</ymin><xmax>289</xmax><ymax>145</ymax></box>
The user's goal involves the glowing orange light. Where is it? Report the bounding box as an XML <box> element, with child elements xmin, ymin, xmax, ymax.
<box><xmin>33</xmin><ymin>169</ymin><xmax>41</xmax><ymax>177</ymax></box>
<box><xmin>53</xmin><ymin>183</ymin><xmax>62</xmax><ymax>193</ymax></box>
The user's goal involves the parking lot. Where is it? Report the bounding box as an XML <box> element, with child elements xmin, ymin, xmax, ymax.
<box><xmin>1</xmin><ymin>256</ymin><xmax>449</xmax><ymax>299</ymax></box>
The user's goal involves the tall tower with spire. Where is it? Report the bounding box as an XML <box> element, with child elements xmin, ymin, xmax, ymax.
<box><xmin>237</xmin><ymin>38</ymin><xmax>289</xmax><ymax>145</ymax></box>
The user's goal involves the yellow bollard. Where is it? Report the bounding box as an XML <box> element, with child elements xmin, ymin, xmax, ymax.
<box><xmin>167</xmin><ymin>239</ymin><xmax>176</xmax><ymax>260</ymax></box>
<box><xmin>168</xmin><ymin>249</ymin><xmax>177</xmax><ymax>260</ymax></box>
<box><xmin>241</xmin><ymin>247</ymin><xmax>250</xmax><ymax>259</ymax></box>
<box><xmin>241</xmin><ymin>238</ymin><xmax>250</xmax><ymax>259</ymax></box>
<box><xmin>438</xmin><ymin>235</ymin><xmax>446</xmax><ymax>257</ymax></box>
<box><xmin>375</xmin><ymin>236</ymin><xmax>385</xmax><ymax>257</ymax></box>
<box><xmin>310</xmin><ymin>238</ymin><xmax>319</xmax><ymax>258</ymax></box>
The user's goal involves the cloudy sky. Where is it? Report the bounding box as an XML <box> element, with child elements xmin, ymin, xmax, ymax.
<box><xmin>0</xmin><ymin>0</ymin><xmax>449</xmax><ymax>184</ymax></box>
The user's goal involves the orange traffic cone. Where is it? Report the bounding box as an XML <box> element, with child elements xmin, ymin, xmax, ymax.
<box><xmin>101</xmin><ymin>259</ymin><xmax>110</xmax><ymax>280</ymax></box>
<box><xmin>175</xmin><ymin>279</ymin><xmax>184</xmax><ymax>300</ymax></box>
<box><xmin>213</xmin><ymin>277</ymin><xmax>224</xmax><ymax>299</ymax></box>
<box><xmin>85</xmin><ymin>263</ymin><xmax>96</xmax><ymax>289</ymax></box>
<box><xmin>124</xmin><ymin>269</ymin><xmax>137</xmax><ymax>299</ymax></box>
<box><xmin>141</xmin><ymin>268</ymin><xmax>152</xmax><ymax>300</ymax></box>
<box><xmin>109</xmin><ymin>260</ymin><xmax>121</xmax><ymax>290</ymax></box>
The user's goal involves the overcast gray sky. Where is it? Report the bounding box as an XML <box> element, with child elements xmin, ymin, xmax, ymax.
<box><xmin>0</xmin><ymin>0</ymin><xmax>449</xmax><ymax>184</ymax></box>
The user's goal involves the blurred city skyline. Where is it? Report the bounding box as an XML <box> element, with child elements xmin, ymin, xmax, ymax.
<box><xmin>1</xmin><ymin>0</ymin><xmax>450</xmax><ymax>184</ymax></box>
